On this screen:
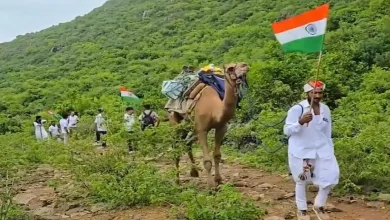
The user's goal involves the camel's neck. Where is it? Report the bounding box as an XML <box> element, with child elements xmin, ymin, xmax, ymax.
<box><xmin>219</xmin><ymin>75</ymin><xmax>238</xmax><ymax>122</ymax></box>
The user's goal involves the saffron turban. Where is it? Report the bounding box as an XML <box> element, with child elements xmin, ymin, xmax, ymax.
<box><xmin>303</xmin><ymin>80</ymin><xmax>325</xmax><ymax>92</ymax></box>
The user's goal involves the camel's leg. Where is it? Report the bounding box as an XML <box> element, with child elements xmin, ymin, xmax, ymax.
<box><xmin>175</xmin><ymin>151</ymin><xmax>181</xmax><ymax>185</ymax></box>
<box><xmin>214</xmin><ymin>125</ymin><xmax>227</xmax><ymax>185</ymax></box>
<box><xmin>168</xmin><ymin>111</ymin><xmax>184</xmax><ymax>185</ymax></box>
<box><xmin>168</xmin><ymin>111</ymin><xmax>182</xmax><ymax>125</ymax></box>
<box><xmin>171</xmin><ymin>140</ymin><xmax>182</xmax><ymax>185</ymax></box>
<box><xmin>185</xmin><ymin>131</ymin><xmax>199</xmax><ymax>177</ymax></box>
<box><xmin>198</xmin><ymin>130</ymin><xmax>213</xmax><ymax>188</ymax></box>
<box><xmin>187</xmin><ymin>143</ymin><xmax>199</xmax><ymax>177</ymax></box>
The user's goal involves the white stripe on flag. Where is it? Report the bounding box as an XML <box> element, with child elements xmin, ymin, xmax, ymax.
<box><xmin>274</xmin><ymin>18</ymin><xmax>327</xmax><ymax>44</ymax></box>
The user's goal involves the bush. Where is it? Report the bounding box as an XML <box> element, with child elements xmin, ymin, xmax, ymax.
<box><xmin>70</xmin><ymin>147</ymin><xmax>180</xmax><ymax>208</ymax></box>
<box><xmin>173</xmin><ymin>184</ymin><xmax>264</xmax><ymax>220</ymax></box>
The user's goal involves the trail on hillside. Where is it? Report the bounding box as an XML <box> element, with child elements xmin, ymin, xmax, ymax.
<box><xmin>159</xmin><ymin>153</ymin><xmax>390</xmax><ymax>220</ymax></box>
<box><xmin>10</xmin><ymin>152</ymin><xmax>389</xmax><ymax>220</ymax></box>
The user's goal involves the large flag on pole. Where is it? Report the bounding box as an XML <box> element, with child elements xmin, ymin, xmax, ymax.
<box><xmin>120</xmin><ymin>87</ymin><xmax>141</xmax><ymax>105</ymax></box>
<box><xmin>271</xmin><ymin>4</ymin><xmax>329</xmax><ymax>53</ymax></box>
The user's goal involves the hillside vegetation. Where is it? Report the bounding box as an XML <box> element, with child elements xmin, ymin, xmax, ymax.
<box><xmin>0</xmin><ymin>1</ymin><xmax>390</xmax><ymax>217</ymax></box>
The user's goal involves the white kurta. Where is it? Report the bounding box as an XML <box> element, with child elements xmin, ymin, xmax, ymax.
<box><xmin>95</xmin><ymin>114</ymin><xmax>107</xmax><ymax>132</ymax></box>
<box><xmin>34</xmin><ymin>121</ymin><xmax>48</xmax><ymax>140</ymax></box>
<box><xmin>124</xmin><ymin>113</ymin><xmax>135</xmax><ymax>132</ymax></box>
<box><xmin>284</xmin><ymin>100</ymin><xmax>339</xmax><ymax>189</ymax></box>
<box><xmin>68</xmin><ymin>115</ymin><xmax>79</xmax><ymax>128</ymax></box>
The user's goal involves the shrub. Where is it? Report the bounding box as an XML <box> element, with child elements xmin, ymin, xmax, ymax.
<box><xmin>173</xmin><ymin>184</ymin><xmax>264</xmax><ymax>220</ymax></box>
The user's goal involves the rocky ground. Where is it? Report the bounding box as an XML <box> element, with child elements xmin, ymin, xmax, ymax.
<box><xmin>10</xmin><ymin>152</ymin><xmax>390</xmax><ymax>220</ymax></box>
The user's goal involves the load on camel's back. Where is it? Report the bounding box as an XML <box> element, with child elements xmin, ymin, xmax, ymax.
<box><xmin>162</xmin><ymin>63</ymin><xmax>249</xmax><ymax>189</ymax></box>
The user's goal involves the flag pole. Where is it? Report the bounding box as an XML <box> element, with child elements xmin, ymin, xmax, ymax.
<box><xmin>306</xmin><ymin>50</ymin><xmax>323</xmax><ymax>127</ymax></box>
<box><xmin>309</xmin><ymin>50</ymin><xmax>323</xmax><ymax>109</ymax></box>
<box><xmin>306</xmin><ymin>3</ymin><xmax>328</xmax><ymax>126</ymax></box>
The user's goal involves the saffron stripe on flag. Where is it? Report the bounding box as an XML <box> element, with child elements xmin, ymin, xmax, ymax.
<box><xmin>272</xmin><ymin>4</ymin><xmax>329</xmax><ymax>34</ymax></box>
<box><xmin>120</xmin><ymin>86</ymin><xmax>128</xmax><ymax>92</ymax></box>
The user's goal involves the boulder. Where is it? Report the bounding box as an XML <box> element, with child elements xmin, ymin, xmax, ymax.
<box><xmin>367</xmin><ymin>201</ymin><xmax>385</xmax><ymax>209</ymax></box>
<box><xmin>13</xmin><ymin>193</ymin><xmax>36</xmax><ymax>205</ymax></box>
<box><xmin>378</xmin><ymin>193</ymin><xmax>390</xmax><ymax>202</ymax></box>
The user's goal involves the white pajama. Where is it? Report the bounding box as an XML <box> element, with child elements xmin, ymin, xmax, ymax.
<box><xmin>288</xmin><ymin>154</ymin><xmax>340</xmax><ymax>189</ymax></box>
<box><xmin>284</xmin><ymin>100</ymin><xmax>340</xmax><ymax>211</ymax></box>
<box><xmin>295</xmin><ymin>181</ymin><xmax>332</xmax><ymax>210</ymax></box>
<box><xmin>289</xmin><ymin>153</ymin><xmax>339</xmax><ymax>210</ymax></box>
<box><xmin>60</xmin><ymin>119</ymin><xmax>69</xmax><ymax>145</ymax></box>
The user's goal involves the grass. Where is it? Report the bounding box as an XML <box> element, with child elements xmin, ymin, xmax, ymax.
<box><xmin>0</xmin><ymin>125</ymin><xmax>264</xmax><ymax>220</ymax></box>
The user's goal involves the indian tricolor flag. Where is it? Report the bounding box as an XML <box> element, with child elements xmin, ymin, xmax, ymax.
<box><xmin>272</xmin><ymin>4</ymin><xmax>329</xmax><ymax>53</ymax></box>
<box><xmin>46</xmin><ymin>110</ymin><xmax>63</xmax><ymax>120</ymax></box>
<box><xmin>120</xmin><ymin>87</ymin><xmax>141</xmax><ymax>105</ymax></box>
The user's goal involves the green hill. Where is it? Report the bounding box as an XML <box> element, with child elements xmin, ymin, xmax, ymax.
<box><xmin>0</xmin><ymin>0</ymin><xmax>389</xmax><ymax>193</ymax></box>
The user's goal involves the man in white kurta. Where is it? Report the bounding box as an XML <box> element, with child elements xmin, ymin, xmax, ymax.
<box><xmin>59</xmin><ymin>115</ymin><xmax>69</xmax><ymax>145</ymax></box>
<box><xmin>284</xmin><ymin>80</ymin><xmax>339</xmax><ymax>220</ymax></box>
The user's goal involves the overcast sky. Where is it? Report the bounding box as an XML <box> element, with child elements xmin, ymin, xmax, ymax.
<box><xmin>0</xmin><ymin>0</ymin><xmax>108</xmax><ymax>43</ymax></box>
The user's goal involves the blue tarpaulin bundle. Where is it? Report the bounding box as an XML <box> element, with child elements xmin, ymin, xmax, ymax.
<box><xmin>198</xmin><ymin>71</ymin><xmax>248</xmax><ymax>108</ymax></box>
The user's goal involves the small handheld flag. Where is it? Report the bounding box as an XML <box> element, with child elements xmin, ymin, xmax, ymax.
<box><xmin>47</xmin><ymin>110</ymin><xmax>63</xmax><ymax>120</ymax></box>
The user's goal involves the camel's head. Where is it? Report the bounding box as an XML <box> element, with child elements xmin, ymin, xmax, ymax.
<box><xmin>223</xmin><ymin>62</ymin><xmax>249</xmax><ymax>85</ymax></box>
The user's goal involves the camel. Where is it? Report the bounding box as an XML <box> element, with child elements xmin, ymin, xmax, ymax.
<box><xmin>168</xmin><ymin>62</ymin><xmax>249</xmax><ymax>188</ymax></box>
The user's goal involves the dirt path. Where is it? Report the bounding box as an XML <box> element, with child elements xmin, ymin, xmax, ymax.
<box><xmin>171</xmin><ymin>153</ymin><xmax>390</xmax><ymax>220</ymax></box>
<box><xmin>9</xmin><ymin>153</ymin><xmax>389</xmax><ymax>220</ymax></box>
<box><xmin>76</xmin><ymin>207</ymin><xmax>171</xmax><ymax>220</ymax></box>
<box><xmin>10</xmin><ymin>164</ymin><xmax>172</xmax><ymax>220</ymax></box>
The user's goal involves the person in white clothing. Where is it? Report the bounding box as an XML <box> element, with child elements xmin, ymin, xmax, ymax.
<box><xmin>48</xmin><ymin>122</ymin><xmax>60</xmax><ymax>141</ymax></box>
<box><xmin>124</xmin><ymin>107</ymin><xmax>136</xmax><ymax>153</ymax></box>
<box><xmin>284</xmin><ymin>80</ymin><xmax>339</xmax><ymax>220</ymax></box>
<box><xmin>94</xmin><ymin>108</ymin><xmax>107</xmax><ymax>147</ymax></box>
<box><xmin>33</xmin><ymin>116</ymin><xmax>48</xmax><ymax>140</ymax></box>
<box><xmin>67</xmin><ymin>111</ymin><xmax>79</xmax><ymax>137</ymax></box>
<box><xmin>59</xmin><ymin>114</ymin><xmax>69</xmax><ymax>145</ymax></box>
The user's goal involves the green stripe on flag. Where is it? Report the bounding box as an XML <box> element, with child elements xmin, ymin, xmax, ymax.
<box><xmin>53</xmin><ymin>113</ymin><xmax>63</xmax><ymax>120</ymax></box>
<box><xmin>121</xmin><ymin>96</ymin><xmax>141</xmax><ymax>105</ymax></box>
<box><xmin>282</xmin><ymin>35</ymin><xmax>324</xmax><ymax>53</ymax></box>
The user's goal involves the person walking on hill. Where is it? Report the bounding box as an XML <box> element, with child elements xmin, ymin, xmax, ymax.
<box><xmin>67</xmin><ymin>111</ymin><xmax>79</xmax><ymax>138</ymax></box>
<box><xmin>33</xmin><ymin>116</ymin><xmax>48</xmax><ymax>140</ymax></box>
<box><xmin>124</xmin><ymin>107</ymin><xmax>136</xmax><ymax>153</ymax></box>
<box><xmin>59</xmin><ymin>114</ymin><xmax>69</xmax><ymax>145</ymax></box>
<box><xmin>94</xmin><ymin>108</ymin><xmax>107</xmax><ymax>147</ymax></box>
<box><xmin>284</xmin><ymin>80</ymin><xmax>339</xmax><ymax>220</ymax></box>
<box><xmin>48</xmin><ymin>121</ymin><xmax>60</xmax><ymax>141</ymax></box>
<box><xmin>139</xmin><ymin>104</ymin><xmax>159</xmax><ymax>131</ymax></box>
